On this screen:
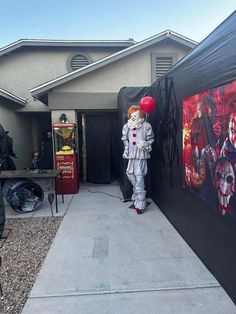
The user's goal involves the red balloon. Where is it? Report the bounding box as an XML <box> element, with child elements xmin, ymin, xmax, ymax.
<box><xmin>140</xmin><ymin>96</ymin><xmax>156</xmax><ymax>113</ymax></box>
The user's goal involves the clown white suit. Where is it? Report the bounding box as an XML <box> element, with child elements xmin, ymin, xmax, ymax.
<box><xmin>122</xmin><ymin>109</ymin><xmax>154</xmax><ymax>213</ymax></box>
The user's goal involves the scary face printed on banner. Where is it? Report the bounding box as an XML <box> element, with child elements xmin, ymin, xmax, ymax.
<box><xmin>183</xmin><ymin>80</ymin><xmax>236</xmax><ymax>221</ymax></box>
<box><xmin>214</xmin><ymin>158</ymin><xmax>235</xmax><ymax>216</ymax></box>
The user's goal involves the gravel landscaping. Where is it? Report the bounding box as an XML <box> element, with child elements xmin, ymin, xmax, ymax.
<box><xmin>0</xmin><ymin>216</ymin><xmax>62</xmax><ymax>314</ymax></box>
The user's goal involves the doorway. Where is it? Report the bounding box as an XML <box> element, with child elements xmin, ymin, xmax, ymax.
<box><xmin>35</xmin><ymin>113</ymin><xmax>53</xmax><ymax>169</ymax></box>
<box><xmin>77</xmin><ymin>112</ymin><xmax>120</xmax><ymax>184</ymax></box>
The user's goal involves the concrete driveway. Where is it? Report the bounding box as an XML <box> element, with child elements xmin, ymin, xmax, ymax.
<box><xmin>19</xmin><ymin>183</ymin><xmax>235</xmax><ymax>314</ymax></box>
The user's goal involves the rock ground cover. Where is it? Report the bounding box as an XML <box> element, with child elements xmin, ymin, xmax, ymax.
<box><xmin>0</xmin><ymin>217</ymin><xmax>62</xmax><ymax>314</ymax></box>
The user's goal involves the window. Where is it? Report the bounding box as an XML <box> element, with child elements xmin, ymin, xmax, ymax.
<box><xmin>151</xmin><ymin>53</ymin><xmax>177</xmax><ymax>82</ymax></box>
<box><xmin>70</xmin><ymin>54</ymin><xmax>90</xmax><ymax>71</ymax></box>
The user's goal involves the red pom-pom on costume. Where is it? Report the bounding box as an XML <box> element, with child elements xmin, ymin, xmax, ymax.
<box><xmin>140</xmin><ymin>96</ymin><xmax>156</xmax><ymax>113</ymax></box>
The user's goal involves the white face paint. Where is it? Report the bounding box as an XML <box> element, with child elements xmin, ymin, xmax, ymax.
<box><xmin>127</xmin><ymin>109</ymin><xmax>144</xmax><ymax>129</ymax></box>
<box><xmin>214</xmin><ymin>159</ymin><xmax>235</xmax><ymax>210</ymax></box>
<box><xmin>130</xmin><ymin>110</ymin><xmax>141</xmax><ymax>121</ymax></box>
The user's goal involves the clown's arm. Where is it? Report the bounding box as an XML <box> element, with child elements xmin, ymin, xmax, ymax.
<box><xmin>121</xmin><ymin>123</ymin><xmax>129</xmax><ymax>159</ymax></box>
<box><xmin>137</xmin><ymin>123</ymin><xmax>154</xmax><ymax>152</ymax></box>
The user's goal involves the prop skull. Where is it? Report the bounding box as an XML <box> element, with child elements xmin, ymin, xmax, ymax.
<box><xmin>214</xmin><ymin>158</ymin><xmax>235</xmax><ymax>214</ymax></box>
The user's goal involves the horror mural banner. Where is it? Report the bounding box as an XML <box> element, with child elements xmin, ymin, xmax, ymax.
<box><xmin>183</xmin><ymin>80</ymin><xmax>236</xmax><ymax>221</ymax></box>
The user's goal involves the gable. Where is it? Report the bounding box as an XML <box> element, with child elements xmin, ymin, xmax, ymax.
<box><xmin>31</xmin><ymin>31</ymin><xmax>197</xmax><ymax>99</ymax></box>
<box><xmin>49</xmin><ymin>39</ymin><xmax>192</xmax><ymax>94</ymax></box>
<box><xmin>0</xmin><ymin>45</ymin><xmax>130</xmax><ymax>112</ymax></box>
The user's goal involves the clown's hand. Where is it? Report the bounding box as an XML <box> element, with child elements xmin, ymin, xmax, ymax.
<box><xmin>123</xmin><ymin>149</ymin><xmax>129</xmax><ymax>159</ymax></box>
<box><xmin>137</xmin><ymin>140</ymin><xmax>149</xmax><ymax>151</ymax></box>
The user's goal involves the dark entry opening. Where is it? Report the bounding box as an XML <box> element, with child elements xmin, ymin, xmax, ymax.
<box><xmin>35</xmin><ymin>113</ymin><xmax>53</xmax><ymax>169</ymax></box>
<box><xmin>78</xmin><ymin>112</ymin><xmax>120</xmax><ymax>184</ymax></box>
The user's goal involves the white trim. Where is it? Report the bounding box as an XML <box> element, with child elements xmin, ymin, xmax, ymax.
<box><xmin>0</xmin><ymin>39</ymin><xmax>136</xmax><ymax>56</ymax></box>
<box><xmin>0</xmin><ymin>88</ymin><xmax>27</xmax><ymax>105</ymax></box>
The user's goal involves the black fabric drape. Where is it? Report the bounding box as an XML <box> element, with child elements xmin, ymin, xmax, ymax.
<box><xmin>0</xmin><ymin>183</ymin><xmax>5</xmax><ymax>237</ymax></box>
<box><xmin>147</xmin><ymin>10</ymin><xmax>236</xmax><ymax>304</ymax></box>
<box><xmin>86</xmin><ymin>113</ymin><xmax>119</xmax><ymax>184</ymax></box>
<box><xmin>0</xmin><ymin>124</ymin><xmax>7</xmax><ymax>236</ymax></box>
<box><xmin>116</xmin><ymin>11</ymin><xmax>236</xmax><ymax>304</ymax></box>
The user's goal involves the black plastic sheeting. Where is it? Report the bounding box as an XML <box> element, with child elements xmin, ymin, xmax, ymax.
<box><xmin>86</xmin><ymin>112</ymin><xmax>120</xmax><ymax>184</ymax></box>
<box><xmin>118</xmin><ymin>11</ymin><xmax>236</xmax><ymax>304</ymax></box>
<box><xmin>150</xmin><ymin>12</ymin><xmax>236</xmax><ymax>304</ymax></box>
<box><xmin>2</xmin><ymin>179</ymin><xmax>44</xmax><ymax>213</ymax></box>
<box><xmin>0</xmin><ymin>183</ymin><xmax>5</xmax><ymax>237</ymax></box>
<box><xmin>0</xmin><ymin>124</ymin><xmax>16</xmax><ymax>171</ymax></box>
<box><xmin>0</xmin><ymin>124</ymin><xmax>8</xmax><ymax>236</ymax></box>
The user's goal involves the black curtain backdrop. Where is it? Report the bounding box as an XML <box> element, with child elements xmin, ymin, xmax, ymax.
<box><xmin>0</xmin><ymin>183</ymin><xmax>5</xmax><ymax>237</ymax></box>
<box><xmin>118</xmin><ymin>11</ymin><xmax>236</xmax><ymax>304</ymax></box>
<box><xmin>0</xmin><ymin>123</ymin><xmax>7</xmax><ymax>235</ymax></box>
<box><xmin>148</xmin><ymin>11</ymin><xmax>236</xmax><ymax>304</ymax></box>
<box><xmin>86</xmin><ymin>112</ymin><xmax>119</xmax><ymax>184</ymax></box>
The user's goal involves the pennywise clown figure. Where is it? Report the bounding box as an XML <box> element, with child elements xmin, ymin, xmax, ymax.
<box><xmin>122</xmin><ymin>105</ymin><xmax>154</xmax><ymax>214</ymax></box>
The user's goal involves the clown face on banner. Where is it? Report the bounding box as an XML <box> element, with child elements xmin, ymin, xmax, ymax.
<box><xmin>183</xmin><ymin>80</ymin><xmax>236</xmax><ymax>221</ymax></box>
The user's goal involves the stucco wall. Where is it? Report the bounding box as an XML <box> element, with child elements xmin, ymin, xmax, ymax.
<box><xmin>0</xmin><ymin>46</ymin><xmax>120</xmax><ymax>112</ymax></box>
<box><xmin>0</xmin><ymin>99</ymin><xmax>33</xmax><ymax>169</ymax></box>
<box><xmin>53</xmin><ymin>41</ymin><xmax>190</xmax><ymax>95</ymax></box>
<box><xmin>0</xmin><ymin>39</ymin><xmax>192</xmax><ymax>166</ymax></box>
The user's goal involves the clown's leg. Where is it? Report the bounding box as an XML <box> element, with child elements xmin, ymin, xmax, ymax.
<box><xmin>126</xmin><ymin>172</ymin><xmax>137</xmax><ymax>201</ymax></box>
<box><xmin>134</xmin><ymin>175</ymin><xmax>146</xmax><ymax>211</ymax></box>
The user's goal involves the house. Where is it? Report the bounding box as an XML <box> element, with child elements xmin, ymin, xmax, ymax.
<box><xmin>0</xmin><ymin>31</ymin><xmax>197</xmax><ymax>179</ymax></box>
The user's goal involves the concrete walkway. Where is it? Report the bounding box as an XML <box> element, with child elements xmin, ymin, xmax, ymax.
<box><xmin>17</xmin><ymin>183</ymin><xmax>235</xmax><ymax>313</ymax></box>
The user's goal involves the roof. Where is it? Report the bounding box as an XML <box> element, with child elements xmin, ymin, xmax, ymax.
<box><xmin>31</xmin><ymin>30</ymin><xmax>197</xmax><ymax>98</ymax></box>
<box><xmin>0</xmin><ymin>88</ymin><xmax>27</xmax><ymax>106</ymax></box>
<box><xmin>0</xmin><ymin>39</ymin><xmax>136</xmax><ymax>57</ymax></box>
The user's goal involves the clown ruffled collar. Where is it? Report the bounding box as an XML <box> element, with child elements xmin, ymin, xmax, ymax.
<box><xmin>127</xmin><ymin>117</ymin><xmax>144</xmax><ymax>129</ymax></box>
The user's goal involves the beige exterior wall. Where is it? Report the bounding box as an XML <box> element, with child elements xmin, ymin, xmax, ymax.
<box><xmin>0</xmin><ymin>100</ymin><xmax>32</xmax><ymax>169</ymax></box>
<box><xmin>0</xmin><ymin>45</ymin><xmax>124</xmax><ymax>167</ymax></box>
<box><xmin>0</xmin><ymin>47</ymin><xmax>120</xmax><ymax>112</ymax></box>
<box><xmin>54</xmin><ymin>41</ymin><xmax>190</xmax><ymax>95</ymax></box>
<box><xmin>0</xmin><ymin>40</ymin><xmax>191</xmax><ymax>112</ymax></box>
<box><xmin>0</xmin><ymin>38</ymin><xmax>193</xmax><ymax>170</ymax></box>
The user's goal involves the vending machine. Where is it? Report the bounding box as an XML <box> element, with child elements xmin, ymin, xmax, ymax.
<box><xmin>52</xmin><ymin>123</ymin><xmax>79</xmax><ymax>194</ymax></box>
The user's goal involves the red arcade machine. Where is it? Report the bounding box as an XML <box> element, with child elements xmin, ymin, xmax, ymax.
<box><xmin>52</xmin><ymin>121</ymin><xmax>79</xmax><ymax>194</ymax></box>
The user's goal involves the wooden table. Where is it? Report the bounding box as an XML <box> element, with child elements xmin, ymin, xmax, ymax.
<box><xmin>0</xmin><ymin>169</ymin><xmax>64</xmax><ymax>213</ymax></box>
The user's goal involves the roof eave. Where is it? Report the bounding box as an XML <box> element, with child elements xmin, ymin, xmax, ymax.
<box><xmin>0</xmin><ymin>39</ymin><xmax>136</xmax><ymax>57</ymax></box>
<box><xmin>0</xmin><ymin>89</ymin><xmax>27</xmax><ymax>106</ymax></box>
<box><xmin>168</xmin><ymin>32</ymin><xmax>198</xmax><ymax>48</ymax></box>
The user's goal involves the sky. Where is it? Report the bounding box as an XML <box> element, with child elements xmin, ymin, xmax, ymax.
<box><xmin>0</xmin><ymin>0</ymin><xmax>235</xmax><ymax>47</ymax></box>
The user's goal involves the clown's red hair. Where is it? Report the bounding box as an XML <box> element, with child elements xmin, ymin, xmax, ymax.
<box><xmin>127</xmin><ymin>105</ymin><xmax>146</xmax><ymax>119</ymax></box>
